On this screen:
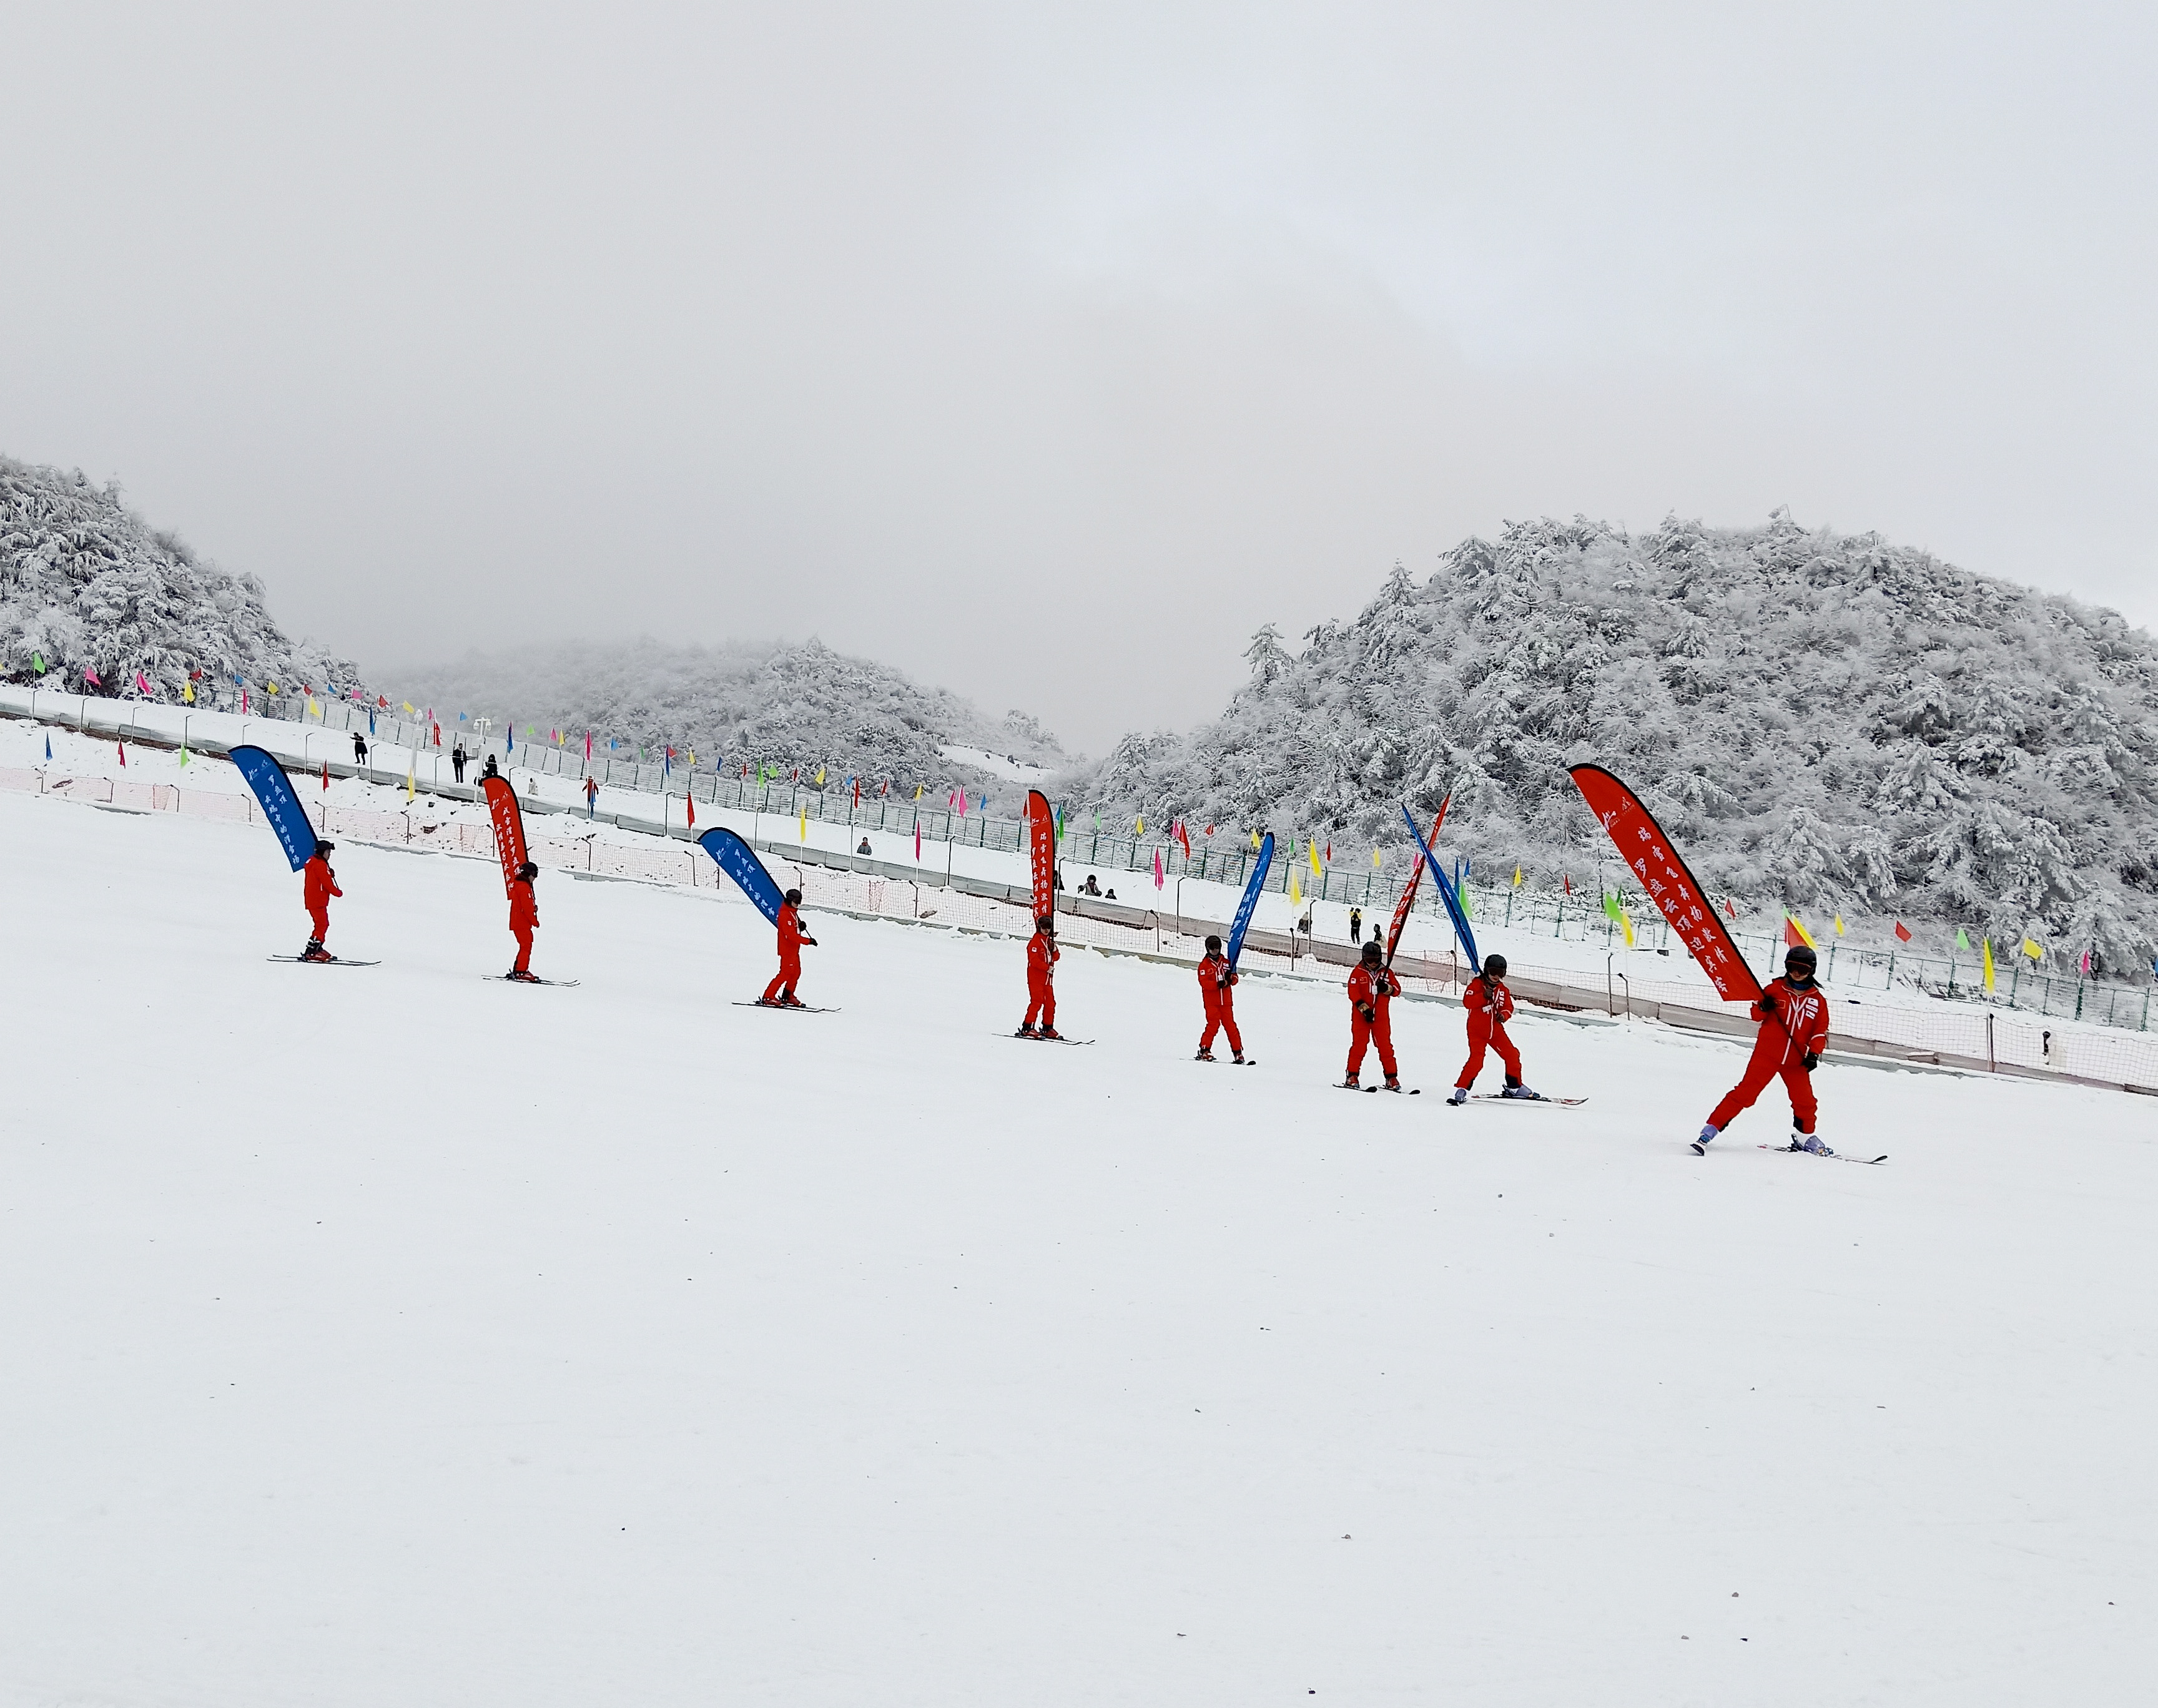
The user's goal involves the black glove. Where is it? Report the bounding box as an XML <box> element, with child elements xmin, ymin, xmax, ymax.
<box><xmin>1356</xmin><ymin>1002</ymin><xmax>1374</xmax><ymax>1020</ymax></box>
<box><xmin>1758</xmin><ymin>991</ymin><xmax>1778</xmax><ymax>1016</ymax></box>
<box><xmin>1802</xmin><ymin>1051</ymin><xmax>1820</xmax><ymax>1072</ymax></box>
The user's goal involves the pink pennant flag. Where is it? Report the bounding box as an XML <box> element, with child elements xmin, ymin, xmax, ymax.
<box><xmin>2081</xmin><ymin>948</ymin><xmax>2091</xmax><ymax>976</ymax></box>
<box><xmin>116</xmin><ymin>740</ymin><xmax>126</xmax><ymax>767</ymax></box>
<box><xmin>915</xmin><ymin>822</ymin><xmax>922</xmax><ymax>860</ymax></box>
<box><xmin>135</xmin><ymin>670</ymin><xmax>152</xmax><ymax>697</ymax></box>
<box><xmin>1152</xmin><ymin>848</ymin><xmax>1164</xmax><ymax>888</ymax></box>
<box><xmin>84</xmin><ymin>667</ymin><xmax>102</xmax><ymax>688</ymax></box>
<box><xmin>584</xmin><ymin>732</ymin><xmax>593</xmax><ymax>762</ymax></box>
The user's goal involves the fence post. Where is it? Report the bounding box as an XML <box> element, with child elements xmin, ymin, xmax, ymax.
<box><xmin>1986</xmin><ymin>1010</ymin><xmax>1996</xmax><ymax>1072</ymax></box>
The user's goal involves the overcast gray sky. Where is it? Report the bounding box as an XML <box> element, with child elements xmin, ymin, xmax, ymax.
<box><xmin>4</xmin><ymin>2</ymin><xmax>2152</xmax><ymax>751</ymax></box>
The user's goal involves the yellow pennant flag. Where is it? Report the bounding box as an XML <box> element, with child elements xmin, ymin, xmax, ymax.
<box><xmin>1372</xmin><ymin>848</ymin><xmax>1383</xmax><ymax>868</ymax></box>
<box><xmin>1834</xmin><ymin>914</ymin><xmax>1846</xmax><ymax>936</ymax></box>
<box><xmin>182</xmin><ymin>680</ymin><xmax>194</xmax><ymax>704</ymax></box>
<box><xmin>1983</xmin><ymin>938</ymin><xmax>1996</xmax><ymax>990</ymax></box>
<box><xmin>1785</xmin><ymin>914</ymin><xmax>1817</xmax><ymax>949</ymax></box>
<box><xmin>1620</xmin><ymin>909</ymin><xmax>1636</xmax><ymax>948</ymax></box>
<box><xmin>1512</xmin><ymin>865</ymin><xmax>1522</xmax><ymax>887</ymax></box>
<box><xmin>1288</xmin><ymin>870</ymin><xmax>1303</xmax><ymax>907</ymax></box>
<box><xmin>266</xmin><ymin>682</ymin><xmax>279</xmax><ymax>694</ymax></box>
<box><xmin>815</xmin><ymin>766</ymin><xmax>825</xmax><ymax>785</ymax></box>
<box><xmin>913</xmin><ymin>784</ymin><xmax>923</xmax><ymax>801</ymax></box>
<box><xmin>1135</xmin><ymin>814</ymin><xmax>1144</xmax><ymax>835</ymax></box>
<box><xmin>402</xmin><ymin>700</ymin><xmax>414</xmax><ymax>714</ymax></box>
<box><xmin>2021</xmin><ymin>937</ymin><xmax>2044</xmax><ymax>962</ymax></box>
<box><xmin>1308</xmin><ymin>840</ymin><xmax>1322</xmax><ymax>876</ymax></box>
<box><xmin>307</xmin><ymin>697</ymin><xmax>320</xmax><ymax>718</ymax></box>
<box><xmin>1251</xmin><ymin>829</ymin><xmax>1261</xmax><ymax>850</ymax></box>
<box><xmin>799</xmin><ymin>809</ymin><xmax>808</xmax><ymax>842</ymax></box>
<box><xmin>405</xmin><ymin>763</ymin><xmax>416</xmax><ymax>802</ymax></box>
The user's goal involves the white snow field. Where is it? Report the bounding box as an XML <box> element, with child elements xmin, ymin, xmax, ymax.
<box><xmin>2</xmin><ymin>784</ymin><xmax>2153</xmax><ymax>1708</ymax></box>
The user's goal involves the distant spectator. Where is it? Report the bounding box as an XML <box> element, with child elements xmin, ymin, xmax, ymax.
<box><xmin>1104</xmin><ymin>887</ymin><xmax>1117</xmax><ymax>901</ymax></box>
<box><xmin>1349</xmin><ymin>906</ymin><xmax>1363</xmax><ymax>944</ymax></box>
<box><xmin>1081</xmin><ymin>875</ymin><xmax>1101</xmax><ymax>898</ymax></box>
<box><xmin>481</xmin><ymin>753</ymin><xmax>500</xmax><ymax>780</ymax></box>
<box><xmin>451</xmin><ymin>742</ymin><xmax>468</xmax><ymax>783</ymax></box>
<box><xmin>352</xmin><ymin>732</ymin><xmax>369</xmax><ymax>766</ymax></box>
<box><xmin>857</xmin><ymin>836</ymin><xmax>872</xmax><ymax>855</ymax></box>
<box><xmin>585</xmin><ymin>775</ymin><xmax>599</xmax><ymax>818</ymax></box>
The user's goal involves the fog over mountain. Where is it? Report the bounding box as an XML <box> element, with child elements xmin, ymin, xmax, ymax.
<box><xmin>1069</xmin><ymin>513</ymin><xmax>2158</xmax><ymax>969</ymax></box>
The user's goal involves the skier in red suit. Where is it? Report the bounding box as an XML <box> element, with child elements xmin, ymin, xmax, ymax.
<box><xmin>1695</xmin><ymin>944</ymin><xmax>1833</xmax><ymax>1154</ymax></box>
<box><xmin>759</xmin><ymin>888</ymin><xmax>817</xmax><ymax>1007</ymax></box>
<box><xmin>1195</xmin><ymin>934</ymin><xmax>1244</xmax><ymax>1063</ymax></box>
<box><xmin>1019</xmin><ymin>915</ymin><xmax>1061</xmax><ymax>1038</ymax></box>
<box><xmin>1447</xmin><ymin>953</ymin><xmax>1537</xmax><ymax>1103</ymax></box>
<box><xmin>507</xmin><ymin>860</ymin><xmax>540</xmax><ymax>981</ymax></box>
<box><xmin>1344</xmin><ymin>940</ymin><xmax>1402</xmax><ymax>1091</ymax></box>
<box><xmin>301</xmin><ymin>839</ymin><xmax>342</xmax><ymax>961</ymax></box>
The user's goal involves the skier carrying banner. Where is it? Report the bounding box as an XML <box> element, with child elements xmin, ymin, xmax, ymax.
<box><xmin>1019</xmin><ymin>915</ymin><xmax>1061</xmax><ymax>1039</ymax></box>
<box><xmin>301</xmin><ymin>839</ymin><xmax>342</xmax><ymax>961</ymax></box>
<box><xmin>759</xmin><ymin>888</ymin><xmax>817</xmax><ymax>1007</ymax></box>
<box><xmin>1344</xmin><ymin>940</ymin><xmax>1402</xmax><ymax>1091</ymax></box>
<box><xmin>507</xmin><ymin>860</ymin><xmax>540</xmax><ymax>981</ymax></box>
<box><xmin>1195</xmin><ymin>934</ymin><xmax>1245</xmax><ymax>1063</ymax></box>
<box><xmin>1693</xmin><ymin>944</ymin><xmax>1831</xmax><ymax>1154</ymax></box>
<box><xmin>1447</xmin><ymin>953</ymin><xmax>1537</xmax><ymax>1103</ymax></box>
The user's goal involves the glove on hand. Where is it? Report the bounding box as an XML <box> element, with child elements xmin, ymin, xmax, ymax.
<box><xmin>1802</xmin><ymin>1051</ymin><xmax>1820</xmax><ymax>1072</ymax></box>
<box><xmin>1758</xmin><ymin>991</ymin><xmax>1779</xmax><ymax>1015</ymax></box>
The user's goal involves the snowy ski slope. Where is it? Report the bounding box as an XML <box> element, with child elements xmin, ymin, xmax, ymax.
<box><xmin>0</xmin><ymin>783</ymin><xmax>2152</xmax><ymax>1706</ymax></box>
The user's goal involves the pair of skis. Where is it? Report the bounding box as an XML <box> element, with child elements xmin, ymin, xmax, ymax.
<box><xmin>270</xmin><ymin>955</ymin><xmax>583</xmax><ymax>987</ymax></box>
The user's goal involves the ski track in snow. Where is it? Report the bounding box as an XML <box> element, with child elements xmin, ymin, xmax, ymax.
<box><xmin>0</xmin><ymin>785</ymin><xmax>2152</xmax><ymax>1706</ymax></box>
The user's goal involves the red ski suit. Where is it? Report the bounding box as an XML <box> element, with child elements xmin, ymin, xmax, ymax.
<box><xmin>302</xmin><ymin>853</ymin><xmax>342</xmax><ymax>944</ymax></box>
<box><xmin>508</xmin><ymin>876</ymin><xmax>538</xmax><ymax>974</ymax></box>
<box><xmin>1197</xmin><ymin>951</ymin><xmax>1241</xmax><ymax>1055</ymax></box>
<box><xmin>762</xmin><ymin>901</ymin><xmax>812</xmax><ymax>1003</ymax></box>
<box><xmin>1708</xmin><ymin>976</ymin><xmax>1830</xmax><ymax>1135</ymax></box>
<box><xmin>1346</xmin><ymin>962</ymin><xmax>1400</xmax><ymax>1080</ymax></box>
<box><xmin>1024</xmin><ymin>930</ymin><xmax>1059</xmax><ymax>1030</ymax></box>
<box><xmin>1455</xmin><ymin>974</ymin><xmax>1521</xmax><ymax>1091</ymax></box>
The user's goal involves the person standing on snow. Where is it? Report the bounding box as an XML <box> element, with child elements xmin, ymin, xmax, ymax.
<box><xmin>1344</xmin><ymin>940</ymin><xmax>1402</xmax><ymax>1091</ymax></box>
<box><xmin>1195</xmin><ymin>933</ymin><xmax>1245</xmax><ymax>1063</ymax></box>
<box><xmin>301</xmin><ymin>839</ymin><xmax>342</xmax><ymax>961</ymax></box>
<box><xmin>1349</xmin><ymin>906</ymin><xmax>1364</xmax><ymax>945</ymax></box>
<box><xmin>1447</xmin><ymin>953</ymin><xmax>1537</xmax><ymax>1103</ymax></box>
<box><xmin>584</xmin><ymin>775</ymin><xmax>599</xmax><ymax>818</ymax></box>
<box><xmin>759</xmin><ymin>887</ymin><xmax>817</xmax><ymax>1007</ymax></box>
<box><xmin>1693</xmin><ymin>943</ymin><xmax>1831</xmax><ymax>1154</ymax></box>
<box><xmin>1019</xmin><ymin>915</ymin><xmax>1061</xmax><ymax>1039</ymax></box>
<box><xmin>506</xmin><ymin>860</ymin><xmax>540</xmax><ymax>981</ymax></box>
<box><xmin>451</xmin><ymin>742</ymin><xmax>468</xmax><ymax>783</ymax></box>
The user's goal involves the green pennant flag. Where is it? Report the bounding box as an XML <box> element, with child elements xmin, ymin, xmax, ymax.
<box><xmin>1955</xmin><ymin>926</ymin><xmax>1971</xmax><ymax>950</ymax></box>
<box><xmin>31</xmin><ymin>652</ymin><xmax>45</xmax><ymax>674</ymax></box>
<box><xmin>179</xmin><ymin>744</ymin><xmax>190</xmax><ymax>768</ymax></box>
<box><xmin>1602</xmin><ymin>892</ymin><xmax>1623</xmax><ymax>923</ymax></box>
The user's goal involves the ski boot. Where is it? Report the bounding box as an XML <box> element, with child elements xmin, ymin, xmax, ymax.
<box><xmin>507</xmin><ymin>968</ymin><xmax>541</xmax><ymax>983</ymax></box>
<box><xmin>1340</xmin><ymin>1074</ymin><xmax>1361</xmax><ymax>1091</ymax></box>
<box><xmin>1501</xmin><ymin>1079</ymin><xmax>1540</xmax><ymax>1100</ymax></box>
<box><xmin>301</xmin><ymin>938</ymin><xmax>333</xmax><ymax>963</ymax></box>
<box><xmin>1037</xmin><ymin>1026</ymin><xmax>1063</xmax><ymax>1041</ymax></box>
<box><xmin>1447</xmin><ymin>1086</ymin><xmax>1469</xmax><ymax>1106</ymax></box>
<box><xmin>757</xmin><ymin>998</ymin><xmax>784</xmax><ymax>1008</ymax></box>
<box><xmin>1231</xmin><ymin>1053</ymin><xmax>1248</xmax><ymax>1066</ymax></box>
<box><xmin>779</xmin><ymin>993</ymin><xmax>806</xmax><ymax>1008</ymax></box>
<box><xmin>1382</xmin><ymin>1076</ymin><xmax>1403</xmax><ymax>1093</ymax></box>
<box><xmin>1015</xmin><ymin>1023</ymin><xmax>1038</xmax><ymax>1038</ymax></box>
<box><xmin>1690</xmin><ymin>1123</ymin><xmax>1718</xmax><ymax>1156</ymax></box>
<box><xmin>1195</xmin><ymin>1048</ymin><xmax>1216</xmax><ymax>1062</ymax></box>
<box><xmin>1799</xmin><ymin>1133</ymin><xmax>1835</xmax><ymax>1157</ymax></box>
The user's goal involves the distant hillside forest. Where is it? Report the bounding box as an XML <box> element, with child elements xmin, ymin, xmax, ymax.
<box><xmin>1068</xmin><ymin>513</ymin><xmax>2158</xmax><ymax>971</ymax></box>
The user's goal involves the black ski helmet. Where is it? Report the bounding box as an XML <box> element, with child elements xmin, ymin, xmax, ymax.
<box><xmin>1785</xmin><ymin>943</ymin><xmax>1818</xmax><ymax>973</ymax></box>
<box><xmin>314</xmin><ymin>839</ymin><xmax>335</xmax><ymax>858</ymax></box>
<box><xmin>784</xmin><ymin>888</ymin><xmax>803</xmax><ymax>905</ymax></box>
<box><xmin>1482</xmin><ymin>953</ymin><xmax>1507</xmax><ymax>979</ymax></box>
<box><xmin>1037</xmin><ymin>915</ymin><xmax>1054</xmax><ymax>931</ymax></box>
<box><xmin>1361</xmin><ymin>939</ymin><xmax>1382</xmax><ymax>963</ymax></box>
<box><xmin>1205</xmin><ymin>934</ymin><xmax>1223</xmax><ymax>952</ymax></box>
<box><xmin>516</xmin><ymin>861</ymin><xmax>538</xmax><ymax>881</ymax></box>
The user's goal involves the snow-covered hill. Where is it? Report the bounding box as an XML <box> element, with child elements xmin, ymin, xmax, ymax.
<box><xmin>385</xmin><ymin>637</ymin><xmax>1072</xmax><ymax>802</ymax></box>
<box><xmin>0</xmin><ymin>455</ymin><xmax>361</xmax><ymax>700</ymax></box>
<box><xmin>1072</xmin><ymin>513</ymin><xmax>2158</xmax><ymax>971</ymax></box>
<box><xmin>2</xmin><ymin>762</ymin><xmax>2154</xmax><ymax>1703</ymax></box>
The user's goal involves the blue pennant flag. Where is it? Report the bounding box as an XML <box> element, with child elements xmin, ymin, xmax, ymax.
<box><xmin>699</xmin><ymin>828</ymin><xmax>784</xmax><ymax>925</ymax></box>
<box><xmin>232</xmin><ymin>745</ymin><xmax>318</xmax><ymax>871</ymax></box>
<box><xmin>1226</xmin><ymin>833</ymin><xmax>1275</xmax><ymax>968</ymax></box>
<box><xmin>1403</xmin><ymin>805</ymin><xmax>1479</xmax><ymax>967</ymax></box>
